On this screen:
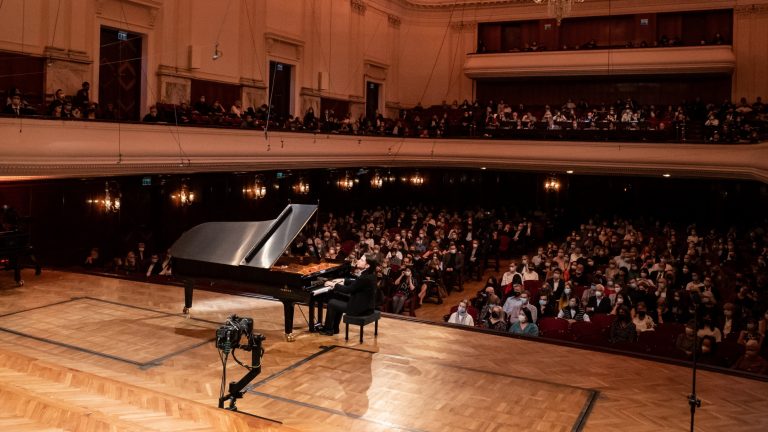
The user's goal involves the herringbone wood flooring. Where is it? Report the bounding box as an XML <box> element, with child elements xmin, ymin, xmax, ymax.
<box><xmin>0</xmin><ymin>269</ymin><xmax>766</xmax><ymax>431</ymax></box>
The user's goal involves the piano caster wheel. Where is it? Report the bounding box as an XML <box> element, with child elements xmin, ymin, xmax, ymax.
<box><xmin>17</xmin><ymin>280</ymin><xmax>24</xmax><ymax>287</ymax></box>
<box><xmin>285</xmin><ymin>333</ymin><xmax>296</xmax><ymax>342</ymax></box>
<box><xmin>182</xmin><ymin>307</ymin><xmax>190</xmax><ymax>316</ymax></box>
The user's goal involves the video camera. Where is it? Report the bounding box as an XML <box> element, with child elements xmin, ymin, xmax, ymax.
<box><xmin>215</xmin><ymin>315</ymin><xmax>265</xmax><ymax>354</ymax></box>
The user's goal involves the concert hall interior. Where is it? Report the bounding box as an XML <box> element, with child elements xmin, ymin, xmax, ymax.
<box><xmin>1</xmin><ymin>0</ymin><xmax>768</xmax><ymax>431</ymax></box>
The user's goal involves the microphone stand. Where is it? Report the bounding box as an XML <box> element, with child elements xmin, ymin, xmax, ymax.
<box><xmin>687</xmin><ymin>297</ymin><xmax>701</xmax><ymax>432</ymax></box>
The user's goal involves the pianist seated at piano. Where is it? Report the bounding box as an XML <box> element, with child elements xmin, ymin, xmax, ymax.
<box><xmin>318</xmin><ymin>256</ymin><xmax>378</xmax><ymax>336</ymax></box>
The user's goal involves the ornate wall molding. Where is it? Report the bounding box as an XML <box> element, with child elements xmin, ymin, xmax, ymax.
<box><xmin>735</xmin><ymin>4</ymin><xmax>768</xmax><ymax>15</ymax></box>
<box><xmin>264</xmin><ymin>32</ymin><xmax>305</xmax><ymax>60</ymax></box>
<box><xmin>351</xmin><ymin>0</ymin><xmax>368</xmax><ymax>15</ymax></box>
<box><xmin>388</xmin><ymin>14</ymin><xmax>402</xmax><ymax>28</ymax></box>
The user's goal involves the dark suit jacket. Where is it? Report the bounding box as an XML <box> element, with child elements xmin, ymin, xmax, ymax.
<box><xmin>442</xmin><ymin>252</ymin><xmax>464</xmax><ymax>271</ymax></box>
<box><xmin>335</xmin><ymin>272</ymin><xmax>376</xmax><ymax>316</ymax></box>
<box><xmin>586</xmin><ymin>296</ymin><xmax>613</xmax><ymax>314</ymax></box>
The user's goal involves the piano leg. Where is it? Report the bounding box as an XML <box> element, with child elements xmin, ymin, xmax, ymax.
<box><xmin>282</xmin><ymin>300</ymin><xmax>296</xmax><ymax>342</ymax></box>
<box><xmin>308</xmin><ymin>298</ymin><xmax>316</xmax><ymax>332</ymax></box>
<box><xmin>182</xmin><ymin>278</ymin><xmax>194</xmax><ymax>315</ymax></box>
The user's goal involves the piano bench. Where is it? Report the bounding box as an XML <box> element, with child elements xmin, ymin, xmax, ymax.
<box><xmin>343</xmin><ymin>311</ymin><xmax>381</xmax><ymax>343</ymax></box>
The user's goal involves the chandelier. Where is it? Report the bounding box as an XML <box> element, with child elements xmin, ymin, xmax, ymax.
<box><xmin>172</xmin><ymin>181</ymin><xmax>196</xmax><ymax>206</ymax></box>
<box><xmin>87</xmin><ymin>181</ymin><xmax>121</xmax><ymax>213</ymax></box>
<box><xmin>533</xmin><ymin>0</ymin><xmax>584</xmax><ymax>25</ymax></box>
<box><xmin>370</xmin><ymin>171</ymin><xmax>383</xmax><ymax>189</ymax></box>
<box><xmin>544</xmin><ymin>175</ymin><xmax>561</xmax><ymax>192</ymax></box>
<box><xmin>409</xmin><ymin>171</ymin><xmax>425</xmax><ymax>186</ymax></box>
<box><xmin>336</xmin><ymin>172</ymin><xmax>355</xmax><ymax>191</ymax></box>
<box><xmin>293</xmin><ymin>178</ymin><xmax>310</xmax><ymax>195</ymax></box>
<box><xmin>243</xmin><ymin>175</ymin><xmax>267</xmax><ymax>199</ymax></box>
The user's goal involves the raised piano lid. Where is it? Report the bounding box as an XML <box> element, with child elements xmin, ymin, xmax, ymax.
<box><xmin>169</xmin><ymin>204</ymin><xmax>318</xmax><ymax>269</ymax></box>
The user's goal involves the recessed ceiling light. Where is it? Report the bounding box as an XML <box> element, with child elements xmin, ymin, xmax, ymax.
<box><xmin>566</xmin><ymin>170</ymin><xmax>574</xmax><ymax>174</ymax></box>
<box><xmin>662</xmin><ymin>173</ymin><xmax>671</xmax><ymax>178</ymax></box>
<box><xmin>480</xmin><ymin>167</ymin><xmax>487</xmax><ymax>170</ymax></box>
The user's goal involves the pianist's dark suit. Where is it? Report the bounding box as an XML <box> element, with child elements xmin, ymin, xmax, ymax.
<box><xmin>323</xmin><ymin>271</ymin><xmax>377</xmax><ymax>334</ymax></box>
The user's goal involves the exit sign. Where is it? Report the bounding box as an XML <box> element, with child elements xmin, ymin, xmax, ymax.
<box><xmin>117</xmin><ymin>31</ymin><xmax>128</xmax><ymax>41</ymax></box>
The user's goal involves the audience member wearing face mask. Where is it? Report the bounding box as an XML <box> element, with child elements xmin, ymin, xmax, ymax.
<box><xmin>509</xmin><ymin>307</ymin><xmax>539</xmax><ymax>337</ymax></box>
<box><xmin>448</xmin><ymin>300</ymin><xmax>475</xmax><ymax>326</ymax></box>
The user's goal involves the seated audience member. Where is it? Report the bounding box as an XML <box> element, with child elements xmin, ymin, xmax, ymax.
<box><xmin>391</xmin><ymin>266</ymin><xmax>417</xmax><ymax>314</ymax></box>
<box><xmin>509</xmin><ymin>307</ymin><xmax>539</xmax><ymax>337</ymax></box>
<box><xmin>632</xmin><ymin>301</ymin><xmax>656</xmax><ymax>332</ymax></box>
<box><xmin>158</xmin><ymin>249</ymin><xmax>173</xmax><ymax>276</ymax></box>
<box><xmin>610</xmin><ymin>291</ymin><xmax>630</xmax><ymax>315</ymax></box>
<box><xmin>675</xmin><ymin>320</ymin><xmax>697</xmax><ymax>358</ymax></box>
<box><xmin>230</xmin><ymin>100</ymin><xmax>244</xmax><ymax>117</ymax></box>
<box><xmin>732</xmin><ymin>340</ymin><xmax>768</xmax><ymax>374</ymax></box>
<box><xmin>145</xmin><ymin>253</ymin><xmax>163</xmax><ymax>277</ymax></box>
<box><xmin>447</xmin><ymin>299</ymin><xmax>474</xmax><ymax>326</ymax></box>
<box><xmin>483</xmin><ymin>305</ymin><xmax>507</xmax><ymax>332</ymax></box>
<box><xmin>476</xmin><ymin>289</ymin><xmax>498</xmax><ymax>321</ymax></box>
<box><xmin>83</xmin><ymin>247</ymin><xmax>102</xmax><ymax>268</ymax></box>
<box><xmin>558</xmin><ymin>297</ymin><xmax>591</xmax><ymax>322</ymax></box>
<box><xmin>193</xmin><ymin>95</ymin><xmax>210</xmax><ymax>115</ymax></box>
<box><xmin>697</xmin><ymin>336</ymin><xmax>722</xmax><ymax>366</ymax></box>
<box><xmin>720</xmin><ymin>302</ymin><xmax>740</xmax><ymax>339</ymax></box>
<box><xmin>698</xmin><ymin>313</ymin><xmax>723</xmax><ymax>343</ymax></box>
<box><xmin>142</xmin><ymin>105</ymin><xmax>161</xmax><ymax>123</ymax></box>
<box><xmin>122</xmin><ymin>251</ymin><xmax>139</xmax><ymax>274</ymax></box>
<box><xmin>737</xmin><ymin>318</ymin><xmax>763</xmax><ymax>347</ymax></box>
<box><xmin>585</xmin><ymin>284</ymin><xmax>613</xmax><ymax>315</ymax></box>
<box><xmin>3</xmin><ymin>91</ymin><xmax>26</xmax><ymax>116</ymax></box>
<box><xmin>609</xmin><ymin>305</ymin><xmax>637</xmax><ymax>343</ymax></box>
<box><xmin>535</xmin><ymin>290</ymin><xmax>557</xmax><ymax>319</ymax></box>
<box><xmin>48</xmin><ymin>89</ymin><xmax>67</xmax><ymax>115</ymax></box>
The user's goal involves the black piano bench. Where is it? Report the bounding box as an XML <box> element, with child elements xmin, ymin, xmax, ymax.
<box><xmin>343</xmin><ymin>311</ymin><xmax>381</xmax><ymax>343</ymax></box>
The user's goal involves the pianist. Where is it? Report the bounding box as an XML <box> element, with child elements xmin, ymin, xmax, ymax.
<box><xmin>319</xmin><ymin>256</ymin><xmax>378</xmax><ymax>336</ymax></box>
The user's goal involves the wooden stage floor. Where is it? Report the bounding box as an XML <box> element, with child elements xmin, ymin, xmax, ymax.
<box><xmin>0</xmin><ymin>269</ymin><xmax>766</xmax><ymax>431</ymax></box>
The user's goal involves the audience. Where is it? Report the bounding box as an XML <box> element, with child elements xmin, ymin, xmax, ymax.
<box><xmin>77</xmin><ymin>195</ymin><xmax>768</xmax><ymax>375</ymax></box>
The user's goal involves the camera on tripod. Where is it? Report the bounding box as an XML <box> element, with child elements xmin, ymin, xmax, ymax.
<box><xmin>215</xmin><ymin>315</ymin><xmax>265</xmax><ymax>353</ymax></box>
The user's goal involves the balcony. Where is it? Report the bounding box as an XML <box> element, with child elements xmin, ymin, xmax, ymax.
<box><xmin>0</xmin><ymin>117</ymin><xmax>766</xmax><ymax>182</ymax></box>
<box><xmin>463</xmin><ymin>45</ymin><xmax>736</xmax><ymax>78</ymax></box>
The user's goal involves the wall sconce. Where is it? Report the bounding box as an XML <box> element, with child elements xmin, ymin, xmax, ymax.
<box><xmin>336</xmin><ymin>172</ymin><xmax>355</xmax><ymax>191</ymax></box>
<box><xmin>410</xmin><ymin>171</ymin><xmax>425</xmax><ymax>186</ymax></box>
<box><xmin>544</xmin><ymin>175</ymin><xmax>561</xmax><ymax>192</ymax></box>
<box><xmin>87</xmin><ymin>181</ymin><xmax>121</xmax><ymax>213</ymax></box>
<box><xmin>243</xmin><ymin>175</ymin><xmax>267</xmax><ymax>199</ymax></box>
<box><xmin>172</xmin><ymin>181</ymin><xmax>196</xmax><ymax>206</ymax></box>
<box><xmin>370</xmin><ymin>171</ymin><xmax>383</xmax><ymax>189</ymax></box>
<box><xmin>293</xmin><ymin>178</ymin><xmax>310</xmax><ymax>195</ymax></box>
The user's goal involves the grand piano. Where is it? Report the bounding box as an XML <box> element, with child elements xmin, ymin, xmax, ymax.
<box><xmin>170</xmin><ymin>204</ymin><xmax>349</xmax><ymax>341</ymax></box>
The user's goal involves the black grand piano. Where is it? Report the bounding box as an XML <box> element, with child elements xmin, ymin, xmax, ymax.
<box><xmin>170</xmin><ymin>204</ymin><xmax>348</xmax><ymax>341</ymax></box>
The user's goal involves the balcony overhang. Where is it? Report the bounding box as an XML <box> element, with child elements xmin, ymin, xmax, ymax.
<box><xmin>464</xmin><ymin>46</ymin><xmax>736</xmax><ymax>78</ymax></box>
<box><xmin>0</xmin><ymin>117</ymin><xmax>766</xmax><ymax>183</ymax></box>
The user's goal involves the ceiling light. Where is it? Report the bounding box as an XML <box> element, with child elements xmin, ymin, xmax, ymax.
<box><xmin>663</xmin><ymin>173</ymin><xmax>671</xmax><ymax>178</ymax></box>
<box><xmin>566</xmin><ymin>170</ymin><xmax>574</xmax><ymax>174</ymax></box>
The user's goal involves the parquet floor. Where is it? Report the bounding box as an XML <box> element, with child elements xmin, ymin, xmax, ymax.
<box><xmin>0</xmin><ymin>269</ymin><xmax>766</xmax><ymax>431</ymax></box>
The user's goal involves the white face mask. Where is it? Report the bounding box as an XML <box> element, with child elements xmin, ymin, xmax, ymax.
<box><xmin>617</xmin><ymin>297</ymin><xmax>624</xmax><ymax>304</ymax></box>
<box><xmin>595</xmin><ymin>291</ymin><xmax>604</xmax><ymax>298</ymax></box>
<box><xmin>518</xmin><ymin>314</ymin><xmax>527</xmax><ymax>323</ymax></box>
<box><xmin>520</xmin><ymin>298</ymin><xmax>528</xmax><ymax>305</ymax></box>
<box><xmin>564</xmin><ymin>288</ymin><xmax>571</xmax><ymax>295</ymax></box>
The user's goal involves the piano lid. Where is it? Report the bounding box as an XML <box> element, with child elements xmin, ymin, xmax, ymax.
<box><xmin>170</xmin><ymin>204</ymin><xmax>318</xmax><ymax>269</ymax></box>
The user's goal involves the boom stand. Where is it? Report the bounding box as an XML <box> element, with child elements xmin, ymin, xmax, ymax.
<box><xmin>688</xmin><ymin>301</ymin><xmax>702</xmax><ymax>432</ymax></box>
<box><xmin>219</xmin><ymin>336</ymin><xmax>264</xmax><ymax>411</ymax></box>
